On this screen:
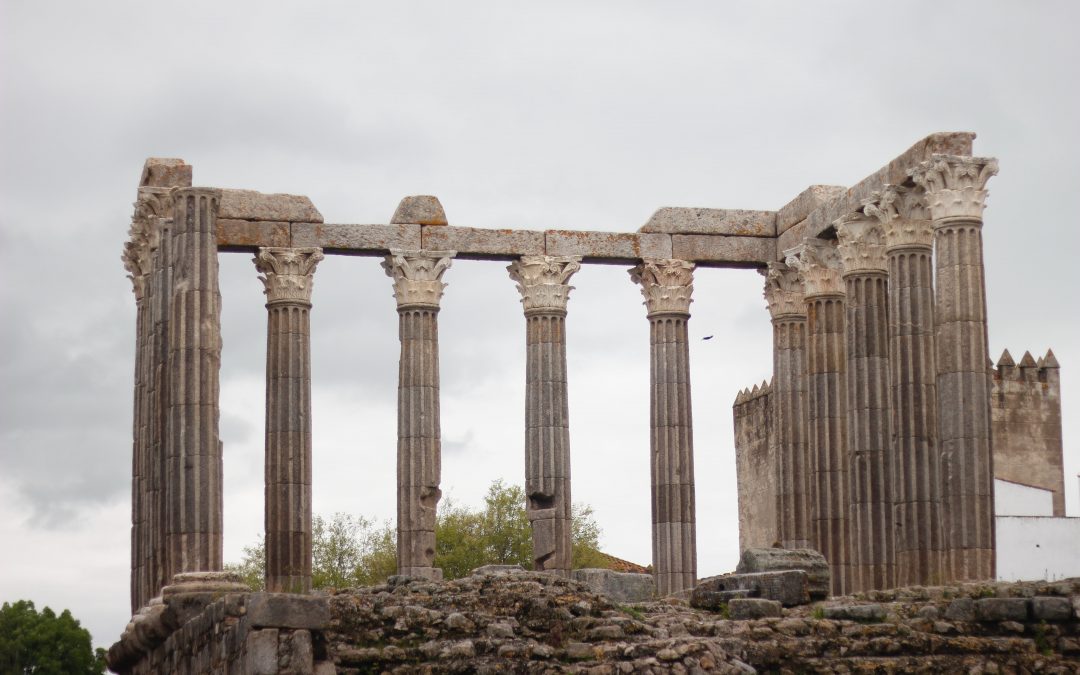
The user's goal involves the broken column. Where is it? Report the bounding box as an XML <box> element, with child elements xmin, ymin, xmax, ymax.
<box><xmin>254</xmin><ymin>247</ymin><xmax>324</xmax><ymax>593</ymax></box>
<box><xmin>761</xmin><ymin>262</ymin><xmax>810</xmax><ymax>550</ymax></box>
<box><xmin>911</xmin><ymin>154</ymin><xmax>999</xmax><ymax>581</ymax></box>
<box><xmin>382</xmin><ymin>249</ymin><xmax>456</xmax><ymax>579</ymax></box>
<box><xmin>165</xmin><ymin>187</ymin><xmax>224</xmax><ymax>579</ymax></box>
<box><xmin>787</xmin><ymin>239</ymin><xmax>849</xmax><ymax>596</ymax></box>
<box><xmin>507</xmin><ymin>255</ymin><xmax>582</xmax><ymax>577</ymax></box>
<box><xmin>836</xmin><ymin>213</ymin><xmax>893</xmax><ymax>592</ymax></box>
<box><xmin>629</xmin><ymin>258</ymin><xmax>697</xmax><ymax>595</ymax></box>
<box><xmin>865</xmin><ymin>185</ymin><xmax>944</xmax><ymax>587</ymax></box>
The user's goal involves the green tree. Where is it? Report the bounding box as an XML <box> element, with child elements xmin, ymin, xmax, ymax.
<box><xmin>0</xmin><ymin>600</ymin><xmax>105</xmax><ymax>675</ymax></box>
<box><xmin>228</xmin><ymin>479</ymin><xmax>612</xmax><ymax>589</ymax></box>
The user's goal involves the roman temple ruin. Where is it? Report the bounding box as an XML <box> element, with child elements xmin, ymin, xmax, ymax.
<box><xmin>111</xmin><ymin>132</ymin><xmax>1069</xmax><ymax>670</ymax></box>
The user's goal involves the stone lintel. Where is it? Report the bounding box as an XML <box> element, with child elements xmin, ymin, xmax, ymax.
<box><xmin>217</xmin><ymin>219</ymin><xmax>291</xmax><ymax>250</ymax></box>
<box><xmin>292</xmin><ymin>223</ymin><xmax>421</xmax><ymax>253</ymax></box>
<box><xmin>545</xmin><ymin>230</ymin><xmax>672</xmax><ymax>262</ymax></box>
<box><xmin>671</xmin><ymin>234</ymin><xmax>775</xmax><ymax>267</ymax></box>
<box><xmin>640</xmin><ymin>207</ymin><xmax>776</xmax><ymax>237</ymax></box>
<box><xmin>776</xmin><ymin>132</ymin><xmax>975</xmax><ymax>258</ymax></box>
<box><xmin>422</xmin><ymin>225</ymin><xmax>545</xmax><ymax>257</ymax></box>
<box><xmin>219</xmin><ymin>189</ymin><xmax>323</xmax><ymax>223</ymax></box>
<box><xmin>776</xmin><ymin>185</ymin><xmax>847</xmax><ymax>235</ymax></box>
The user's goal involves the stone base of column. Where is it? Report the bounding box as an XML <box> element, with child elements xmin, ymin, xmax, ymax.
<box><xmin>398</xmin><ymin>567</ymin><xmax>444</xmax><ymax>581</ymax></box>
<box><xmin>527</xmin><ymin>506</ymin><xmax>572</xmax><ymax>577</ymax></box>
<box><xmin>161</xmin><ymin>572</ymin><xmax>250</xmax><ymax>626</ymax></box>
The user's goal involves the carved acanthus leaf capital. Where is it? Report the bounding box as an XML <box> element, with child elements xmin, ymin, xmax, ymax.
<box><xmin>909</xmin><ymin>154</ymin><xmax>998</xmax><ymax>222</ymax></box>
<box><xmin>382</xmin><ymin>250</ymin><xmax>456</xmax><ymax>309</ymax></box>
<box><xmin>863</xmin><ymin>185</ymin><xmax>935</xmax><ymax>250</ymax></box>
<box><xmin>628</xmin><ymin>258</ymin><xmax>695</xmax><ymax>317</ymax></box>
<box><xmin>123</xmin><ymin>187</ymin><xmax>175</xmax><ymax>300</ymax></box>
<box><xmin>254</xmin><ymin>247</ymin><xmax>324</xmax><ymax>305</ymax></box>
<box><xmin>507</xmin><ymin>255</ymin><xmax>582</xmax><ymax>313</ymax></box>
<box><xmin>784</xmin><ymin>239</ymin><xmax>844</xmax><ymax>298</ymax></box>
<box><xmin>760</xmin><ymin>262</ymin><xmax>806</xmax><ymax>320</ymax></box>
<box><xmin>835</xmin><ymin>212</ymin><xmax>887</xmax><ymax>275</ymax></box>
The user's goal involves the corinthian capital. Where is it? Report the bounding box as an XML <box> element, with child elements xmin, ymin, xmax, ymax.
<box><xmin>628</xmin><ymin>258</ymin><xmax>695</xmax><ymax>317</ymax></box>
<box><xmin>863</xmin><ymin>185</ymin><xmax>934</xmax><ymax>250</ymax></box>
<box><xmin>254</xmin><ymin>247</ymin><xmax>324</xmax><ymax>305</ymax></box>
<box><xmin>909</xmin><ymin>154</ymin><xmax>998</xmax><ymax>222</ymax></box>
<box><xmin>760</xmin><ymin>262</ymin><xmax>806</xmax><ymax>320</ymax></box>
<box><xmin>835</xmin><ymin>213</ymin><xmax>887</xmax><ymax>276</ymax></box>
<box><xmin>507</xmin><ymin>255</ymin><xmax>582</xmax><ymax>313</ymax></box>
<box><xmin>122</xmin><ymin>187</ymin><xmax>176</xmax><ymax>301</ymax></box>
<box><xmin>382</xmin><ymin>250</ymin><xmax>456</xmax><ymax>309</ymax></box>
<box><xmin>784</xmin><ymin>239</ymin><xmax>844</xmax><ymax>298</ymax></box>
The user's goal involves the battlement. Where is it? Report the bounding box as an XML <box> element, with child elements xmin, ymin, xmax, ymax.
<box><xmin>992</xmin><ymin>348</ymin><xmax>1061</xmax><ymax>384</ymax></box>
<box><xmin>733</xmin><ymin>378</ymin><xmax>772</xmax><ymax>406</ymax></box>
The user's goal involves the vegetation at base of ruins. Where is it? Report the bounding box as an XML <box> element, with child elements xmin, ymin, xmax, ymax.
<box><xmin>228</xmin><ymin>479</ymin><xmax>610</xmax><ymax>590</ymax></box>
<box><xmin>618</xmin><ymin>604</ymin><xmax>645</xmax><ymax>621</ymax></box>
<box><xmin>1033</xmin><ymin>621</ymin><xmax>1053</xmax><ymax>656</ymax></box>
<box><xmin>974</xmin><ymin>586</ymin><xmax>997</xmax><ymax>599</ymax></box>
<box><xmin>811</xmin><ymin>606</ymin><xmax>825</xmax><ymax>620</ymax></box>
<box><xmin>0</xmin><ymin>600</ymin><xmax>107</xmax><ymax>675</ymax></box>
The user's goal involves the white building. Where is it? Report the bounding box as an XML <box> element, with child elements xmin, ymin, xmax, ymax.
<box><xmin>995</xmin><ymin>477</ymin><xmax>1080</xmax><ymax>582</ymax></box>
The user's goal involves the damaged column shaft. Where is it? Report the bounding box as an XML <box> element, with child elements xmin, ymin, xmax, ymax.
<box><xmin>165</xmin><ymin>187</ymin><xmax>224</xmax><ymax>578</ymax></box>
<box><xmin>508</xmin><ymin>256</ymin><xmax>582</xmax><ymax>577</ymax></box>
<box><xmin>630</xmin><ymin>259</ymin><xmax>698</xmax><ymax>595</ymax></box>
<box><xmin>383</xmin><ymin>249</ymin><xmax>456</xmax><ymax>580</ymax></box>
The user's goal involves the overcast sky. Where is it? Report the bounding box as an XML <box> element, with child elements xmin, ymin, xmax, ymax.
<box><xmin>2</xmin><ymin>0</ymin><xmax>1077</xmax><ymax>651</ymax></box>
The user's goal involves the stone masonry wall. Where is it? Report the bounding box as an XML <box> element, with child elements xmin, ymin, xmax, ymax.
<box><xmin>733</xmin><ymin>381</ymin><xmax>776</xmax><ymax>551</ymax></box>
<box><xmin>992</xmin><ymin>350</ymin><xmax>1064</xmax><ymax>516</ymax></box>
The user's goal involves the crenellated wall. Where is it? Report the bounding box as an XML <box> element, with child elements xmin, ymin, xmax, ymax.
<box><xmin>991</xmin><ymin>349</ymin><xmax>1064</xmax><ymax>516</ymax></box>
<box><xmin>732</xmin><ymin>380</ymin><xmax>776</xmax><ymax>551</ymax></box>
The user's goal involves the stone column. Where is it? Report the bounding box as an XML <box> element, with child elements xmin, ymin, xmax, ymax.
<box><xmin>836</xmin><ymin>213</ymin><xmax>893</xmax><ymax>592</ymax></box>
<box><xmin>911</xmin><ymin>154</ymin><xmax>999</xmax><ymax>581</ymax></box>
<box><xmin>123</xmin><ymin>204</ymin><xmax>153</xmax><ymax>613</ymax></box>
<box><xmin>629</xmin><ymin>259</ymin><xmax>697</xmax><ymax>595</ymax></box>
<box><xmin>508</xmin><ymin>256</ymin><xmax>582</xmax><ymax>577</ymax></box>
<box><xmin>864</xmin><ymin>185</ymin><xmax>944</xmax><ymax>587</ymax></box>
<box><xmin>761</xmin><ymin>262</ymin><xmax>810</xmax><ymax>550</ymax></box>
<box><xmin>786</xmin><ymin>240</ymin><xmax>848</xmax><ymax>596</ymax></box>
<box><xmin>165</xmin><ymin>187</ymin><xmax>224</xmax><ymax>579</ymax></box>
<box><xmin>254</xmin><ymin>247</ymin><xmax>324</xmax><ymax>593</ymax></box>
<box><xmin>382</xmin><ymin>249</ymin><xmax>456</xmax><ymax>579</ymax></box>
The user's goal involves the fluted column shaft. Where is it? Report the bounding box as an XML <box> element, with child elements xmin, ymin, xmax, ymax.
<box><xmin>165</xmin><ymin>187</ymin><xmax>224</xmax><ymax>578</ymax></box>
<box><xmin>630</xmin><ymin>259</ymin><xmax>697</xmax><ymax>595</ymax></box>
<box><xmin>147</xmin><ymin>208</ymin><xmax>172</xmax><ymax>600</ymax></box>
<box><xmin>509</xmin><ymin>256</ymin><xmax>581</xmax><ymax>577</ymax></box>
<box><xmin>837</xmin><ymin>215</ymin><xmax>893</xmax><ymax>592</ymax></box>
<box><xmin>383</xmin><ymin>250</ymin><xmax>456</xmax><ymax>579</ymax></box>
<box><xmin>124</xmin><ymin>247</ymin><xmax>150</xmax><ymax>612</ymax></box>
<box><xmin>912</xmin><ymin>155</ymin><xmax>998</xmax><ymax>581</ymax></box>
<box><xmin>255</xmin><ymin>247</ymin><xmax>324</xmax><ymax>593</ymax></box>
<box><xmin>787</xmin><ymin>241</ymin><xmax>848</xmax><ymax>596</ymax></box>
<box><xmin>762</xmin><ymin>263</ymin><xmax>810</xmax><ymax>549</ymax></box>
<box><xmin>866</xmin><ymin>186</ymin><xmax>943</xmax><ymax>587</ymax></box>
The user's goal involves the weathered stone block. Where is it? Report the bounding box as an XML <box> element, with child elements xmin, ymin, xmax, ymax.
<box><xmin>422</xmin><ymin>225</ymin><xmax>544</xmax><ymax>257</ymax></box>
<box><xmin>220</xmin><ymin>189</ymin><xmax>323</xmax><ymax>223</ymax></box>
<box><xmin>693</xmin><ymin>570</ymin><xmax>809</xmax><ymax>607</ymax></box>
<box><xmin>670</xmin><ymin>235</ymin><xmax>774</xmax><ymax>266</ymax></box>
<box><xmin>140</xmin><ymin>158</ymin><xmax>192</xmax><ymax>188</ymax></box>
<box><xmin>1031</xmin><ymin>596</ymin><xmax>1073</xmax><ymax>621</ymax></box>
<box><xmin>471</xmin><ymin>564</ymin><xmax>527</xmax><ymax>576</ymax></box>
<box><xmin>545</xmin><ymin>230</ymin><xmax>672</xmax><ymax>261</ymax></box>
<box><xmin>244</xmin><ymin>628</ymin><xmax>280</xmax><ymax>675</ymax></box>
<box><xmin>690</xmin><ymin>588</ymin><xmax>752</xmax><ymax>611</ymax></box>
<box><xmin>945</xmin><ymin>598</ymin><xmax>976</xmax><ymax>622</ymax></box>
<box><xmin>640</xmin><ymin>207</ymin><xmax>776</xmax><ymax>237</ymax></box>
<box><xmin>974</xmin><ymin>597</ymin><xmax>1029</xmax><ymax>622</ymax></box>
<box><xmin>246</xmin><ymin>593</ymin><xmax>330</xmax><ymax>630</ymax></box>
<box><xmin>217</xmin><ymin>219</ymin><xmax>290</xmax><ymax>249</ymax></box>
<box><xmin>392</xmin><ymin>196</ymin><xmax>447</xmax><ymax>225</ymax></box>
<box><xmin>291</xmin><ymin>223</ymin><xmax>421</xmax><ymax>251</ymax></box>
<box><xmin>572</xmin><ymin>569</ymin><xmax>654</xmax><ymax>603</ymax></box>
<box><xmin>776</xmin><ymin>185</ymin><xmax>847</xmax><ymax>235</ymax></box>
<box><xmin>728</xmin><ymin>598</ymin><xmax>782</xmax><ymax>619</ymax></box>
<box><xmin>736</xmin><ymin>548</ymin><xmax>830</xmax><ymax>600</ymax></box>
<box><xmin>821</xmin><ymin>603</ymin><xmax>886</xmax><ymax>622</ymax></box>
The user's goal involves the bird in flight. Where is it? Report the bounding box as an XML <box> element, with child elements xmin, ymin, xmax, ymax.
<box><xmin>702</xmin><ymin>335</ymin><xmax>714</xmax><ymax>341</ymax></box>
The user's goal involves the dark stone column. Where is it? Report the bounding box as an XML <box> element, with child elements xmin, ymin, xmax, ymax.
<box><xmin>629</xmin><ymin>259</ymin><xmax>697</xmax><ymax>596</ymax></box>
<box><xmin>254</xmin><ymin>247</ymin><xmax>324</xmax><ymax>593</ymax></box>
